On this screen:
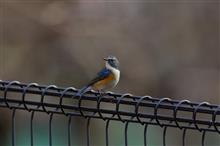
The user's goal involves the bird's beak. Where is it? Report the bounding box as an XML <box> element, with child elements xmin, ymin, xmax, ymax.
<box><xmin>103</xmin><ymin>58</ymin><xmax>108</xmax><ymax>61</ymax></box>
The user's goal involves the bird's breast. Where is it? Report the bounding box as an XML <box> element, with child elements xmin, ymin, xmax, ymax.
<box><xmin>93</xmin><ymin>70</ymin><xmax>120</xmax><ymax>90</ymax></box>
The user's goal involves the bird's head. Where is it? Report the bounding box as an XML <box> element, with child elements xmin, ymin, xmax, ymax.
<box><xmin>104</xmin><ymin>56</ymin><xmax>119</xmax><ymax>70</ymax></box>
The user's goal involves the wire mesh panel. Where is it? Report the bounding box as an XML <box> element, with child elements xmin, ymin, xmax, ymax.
<box><xmin>0</xmin><ymin>80</ymin><xmax>219</xmax><ymax>146</ymax></box>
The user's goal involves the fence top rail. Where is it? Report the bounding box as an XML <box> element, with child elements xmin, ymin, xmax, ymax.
<box><xmin>0</xmin><ymin>80</ymin><xmax>220</xmax><ymax>133</ymax></box>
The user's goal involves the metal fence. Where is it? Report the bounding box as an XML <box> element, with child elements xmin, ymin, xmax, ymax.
<box><xmin>0</xmin><ymin>80</ymin><xmax>219</xmax><ymax>146</ymax></box>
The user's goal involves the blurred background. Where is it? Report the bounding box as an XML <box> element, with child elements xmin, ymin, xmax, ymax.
<box><xmin>0</xmin><ymin>0</ymin><xmax>219</xmax><ymax>146</ymax></box>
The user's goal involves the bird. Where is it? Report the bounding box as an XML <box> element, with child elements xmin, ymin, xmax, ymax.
<box><xmin>76</xmin><ymin>56</ymin><xmax>120</xmax><ymax>96</ymax></box>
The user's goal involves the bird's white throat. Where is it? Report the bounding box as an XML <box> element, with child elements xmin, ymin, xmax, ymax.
<box><xmin>106</xmin><ymin>62</ymin><xmax>119</xmax><ymax>72</ymax></box>
<box><xmin>106</xmin><ymin>61</ymin><xmax>120</xmax><ymax>86</ymax></box>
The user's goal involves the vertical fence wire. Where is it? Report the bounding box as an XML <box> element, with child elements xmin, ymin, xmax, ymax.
<box><xmin>68</xmin><ymin>116</ymin><xmax>72</xmax><ymax>146</ymax></box>
<box><xmin>86</xmin><ymin>117</ymin><xmax>92</xmax><ymax>146</ymax></box>
<box><xmin>49</xmin><ymin>113</ymin><xmax>54</xmax><ymax>146</ymax></box>
<box><xmin>144</xmin><ymin>124</ymin><xmax>148</xmax><ymax>146</ymax></box>
<box><xmin>30</xmin><ymin>111</ymin><xmax>35</xmax><ymax>146</ymax></box>
<box><xmin>163</xmin><ymin>126</ymin><xmax>167</xmax><ymax>146</ymax></box>
<box><xmin>182</xmin><ymin>128</ymin><xmax>187</xmax><ymax>146</ymax></box>
<box><xmin>105</xmin><ymin>119</ymin><xmax>111</xmax><ymax>146</ymax></box>
<box><xmin>124</xmin><ymin>121</ymin><xmax>129</xmax><ymax>146</ymax></box>
<box><xmin>12</xmin><ymin>109</ymin><xmax>16</xmax><ymax>146</ymax></box>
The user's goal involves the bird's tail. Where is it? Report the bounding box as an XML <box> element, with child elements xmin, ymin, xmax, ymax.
<box><xmin>76</xmin><ymin>85</ymin><xmax>91</xmax><ymax>96</ymax></box>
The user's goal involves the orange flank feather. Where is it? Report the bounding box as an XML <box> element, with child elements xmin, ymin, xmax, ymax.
<box><xmin>92</xmin><ymin>73</ymin><xmax>115</xmax><ymax>90</ymax></box>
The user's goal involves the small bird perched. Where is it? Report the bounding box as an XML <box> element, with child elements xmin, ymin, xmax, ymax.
<box><xmin>76</xmin><ymin>56</ymin><xmax>120</xmax><ymax>96</ymax></box>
